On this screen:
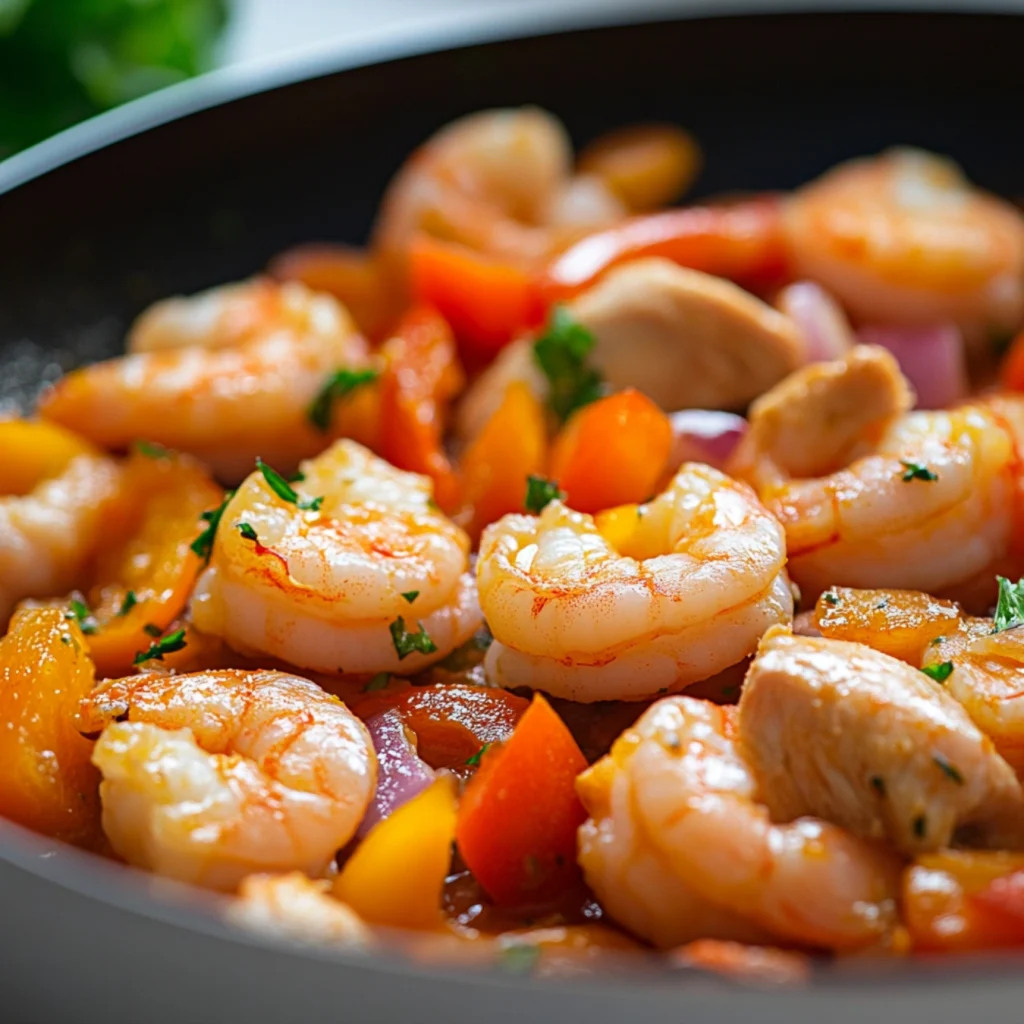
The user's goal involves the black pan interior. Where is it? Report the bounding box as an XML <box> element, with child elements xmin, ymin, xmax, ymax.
<box><xmin>2</xmin><ymin>9</ymin><xmax>1024</xmax><ymax>417</ymax></box>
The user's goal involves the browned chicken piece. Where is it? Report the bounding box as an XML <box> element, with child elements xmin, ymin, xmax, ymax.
<box><xmin>738</xmin><ymin>627</ymin><xmax>1024</xmax><ymax>857</ymax></box>
<box><xmin>569</xmin><ymin>258</ymin><xmax>804</xmax><ymax>410</ymax></box>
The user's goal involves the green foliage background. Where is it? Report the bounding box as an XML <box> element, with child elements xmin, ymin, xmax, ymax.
<box><xmin>0</xmin><ymin>0</ymin><xmax>229</xmax><ymax>158</ymax></box>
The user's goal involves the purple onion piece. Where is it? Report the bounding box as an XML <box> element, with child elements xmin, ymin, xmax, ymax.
<box><xmin>857</xmin><ymin>323</ymin><xmax>968</xmax><ymax>410</ymax></box>
<box><xmin>668</xmin><ymin>409</ymin><xmax>749</xmax><ymax>472</ymax></box>
<box><xmin>776</xmin><ymin>281</ymin><xmax>856</xmax><ymax>364</ymax></box>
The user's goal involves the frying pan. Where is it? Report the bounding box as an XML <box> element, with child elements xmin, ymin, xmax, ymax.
<box><xmin>3</xmin><ymin>3</ymin><xmax>1024</xmax><ymax>1021</ymax></box>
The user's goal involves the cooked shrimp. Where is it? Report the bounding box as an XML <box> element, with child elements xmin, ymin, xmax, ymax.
<box><xmin>191</xmin><ymin>440</ymin><xmax>482</xmax><ymax>675</ymax></box>
<box><xmin>739</xmin><ymin>628</ymin><xmax>1024</xmax><ymax>856</ymax></box>
<box><xmin>729</xmin><ymin>346</ymin><xmax>1020</xmax><ymax>607</ymax></box>
<box><xmin>477</xmin><ymin>462</ymin><xmax>792</xmax><ymax>702</ymax></box>
<box><xmin>227</xmin><ymin>873</ymin><xmax>373</xmax><ymax>948</ymax></box>
<box><xmin>0</xmin><ymin>454</ymin><xmax>122</xmax><ymax>624</ymax></box>
<box><xmin>77</xmin><ymin>669</ymin><xmax>376</xmax><ymax>891</ymax></box>
<box><xmin>39</xmin><ymin>279</ymin><xmax>371</xmax><ymax>481</ymax></box>
<box><xmin>785</xmin><ymin>148</ymin><xmax>1024</xmax><ymax>341</ymax></box>
<box><xmin>577</xmin><ymin>696</ymin><xmax>901</xmax><ymax>950</ymax></box>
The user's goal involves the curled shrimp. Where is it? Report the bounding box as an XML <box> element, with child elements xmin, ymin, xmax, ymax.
<box><xmin>576</xmin><ymin>696</ymin><xmax>901</xmax><ymax>951</ymax></box>
<box><xmin>77</xmin><ymin>669</ymin><xmax>376</xmax><ymax>891</ymax></box>
<box><xmin>477</xmin><ymin>462</ymin><xmax>792</xmax><ymax>702</ymax></box>
<box><xmin>784</xmin><ymin>148</ymin><xmax>1024</xmax><ymax>342</ymax></box>
<box><xmin>191</xmin><ymin>440</ymin><xmax>482</xmax><ymax>675</ymax></box>
<box><xmin>39</xmin><ymin>278</ymin><xmax>371</xmax><ymax>481</ymax></box>
<box><xmin>729</xmin><ymin>346</ymin><xmax>1020</xmax><ymax>607</ymax></box>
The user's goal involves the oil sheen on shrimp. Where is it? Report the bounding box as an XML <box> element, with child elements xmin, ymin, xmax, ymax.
<box><xmin>577</xmin><ymin>696</ymin><xmax>901</xmax><ymax>951</ymax></box>
<box><xmin>191</xmin><ymin>440</ymin><xmax>482</xmax><ymax>675</ymax></box>
<box><xmin>39</xmin><ymin>278</ymin><xmax>371</xmax><ymax>481</ymax></box>
<box><xmin>77</xmin><ymin>669</ymin><xmax>376</xmax><ymax>891</ymax></box>
<box><xmin>477</xmin><ymin>462</ymin><xmax>792</xmax><ymax>702</ymax></box>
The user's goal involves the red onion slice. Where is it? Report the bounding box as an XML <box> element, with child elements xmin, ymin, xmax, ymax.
<box><xmin>357</xmin><ymin>711</ymin><xmax>435</xmax><ymax>839</ymax></box>
<box><xmin>857</xmin><ymin>324</ymin><xmax>968</xmax><ymax>410</ymax></box>
<box><xmin>668</xmin><ymin>409</ymin><xmax>748</xmax><ymax>472</ymax></box>
<box><xmin>776</xmin><ymin>281</ymin><xmax>856</xmax><ymax>363</ymax></box>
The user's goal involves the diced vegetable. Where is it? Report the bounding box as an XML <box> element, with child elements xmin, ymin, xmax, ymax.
<box><xmin>668</xmin><ymin>410</ymin><xmax>748</xmax><ymax>473</ymax></box>
<box><xmin>0</xmin><ymin>608</ymin><xmax>101</xmax><ymax>848</ymax></box>
<box><xmin>775</xmin><ymin>281</ymin><xmax>855</xmax><ymax>363</ymax></box>
<box><xmin>0</xmin><ymin>419</ymin><xmax>98</xmax><ymax>497</ymax></box>
<box><xmin>334</xmin><ymin>776</ymin><xmax>457</xmax><ymax>930</ymax></box>
<box><xmin>409</xmin><ymin>235</ymin><xmax>544</xmax><ymax>362</ymax></box>
<box><xmin>858</xmin><ymin>324</ymin><xmax>968</xmax><ymax>410</ymax></box>
<box><xmin>455</xmin><ymin>694</ymin><xmax>588</xmax><ymax>906</ymax></box>
<box><xmin>1001</xmin><ymin>328</ymin><xmax>1024</xmax><ymax>392</ymax></box>
<box><xmin>549</xmin><ymin>388</ymin><xmax>673</xmax><ymax>514</ymax></box>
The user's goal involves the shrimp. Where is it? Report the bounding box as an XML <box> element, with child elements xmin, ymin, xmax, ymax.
<box><xmin>191</xmin><ymin>440</ymin><xmax>482</xmax><ymax>675</ymax></box>
<box><xmin>477</xmin><ymin>462</ymin><xmax>792</xmax><ymax>702</ymax></box>
<box><xmin>77</xmin><ymin>669</ymin><xmax>376</xmax><ymax>891</ymax></box>
<box><xmin>576</xmin><ymin>696</ymin><xmax>901</xmax><ymax>951</ymax></box>
<box><xmin>729</xmin><ymin>346</ymin><xmax>1021</xmax><ymax>607</ymax></box>
<box><xmin>39</xmin><ymin>278</ymin><xmax>371</xmax><ymax>481</ymax></box>
<box><xmin>739</xmin><ymin>628</ymin><xmax>1024</xmax><ymax>856</ymax></box>
<box><xmin>0</xmin><ymin>453</ymin><xmax>122</xmax><ymax>624</ymax></box>
<box><xmin>226</xmin><ymin>873</ymin><xmax>373</xmax><ymax>948</ymax></box>
<box><xmin>784</xmin><ymin>148</ymin><xmax>1024</xmax><ymax>342</ymax></box>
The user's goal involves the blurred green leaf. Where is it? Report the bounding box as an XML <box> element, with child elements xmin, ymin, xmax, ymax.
<box><xmin>0</xmin><ymin>0</ymin><xmax>229</xmax><ymax>157</ymax></box>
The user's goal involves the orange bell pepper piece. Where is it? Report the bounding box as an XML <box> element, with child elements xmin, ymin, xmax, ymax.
<box><xmin>458</xmin><ymin>382</ymin><xmax>548</xmax><ymax>536</ymax></box>
<box><xmin>549</xmin><ymin>388</ymin><xmax>673</xmax><ymax>514</ymax></box>
<box><xmin>1</xmin><ymin>419</ymin><xmax>99</xmax><ymax>497</ymax></box>
<box><xmin>354</xmin><ymin>682</ymin><xmax>529</xmax><ymax>769</ymax></box>
<box><xmin>334</xmin><ymin>776</ymin><xmax>457</xmax><ymax>930</ymax></box>
<box><xmin>1000</xmin><ymin>328</ymin><xmax>1024</xmax><ymax>392</ymax></box>
<box><xmin>541</xmin><ymin>197</ymin><xmax>789</xmax><ymax>303</ymax></box>
<box><xmin>378</xmin><ymin>305</ymin><xmax>464</xmax><ymax>511</ymax></box>
<box><xmin>409</xmin><ymin>235</ymin><xmax>544</xmax><ymax>363</ymax></box>
<box><xmin>0</xmin><ymin>608</ymin><xmax>102</xmax><ymax>848</ymax></box>
<box><xmin>455</xmin><ymin>694</ymin><xmax>588</xmax><ymax>907</ymax></box>
<box><xmin>79</xmin><ymin>450</ymin><xmax>223</xmax><ymax>677</ymax></box>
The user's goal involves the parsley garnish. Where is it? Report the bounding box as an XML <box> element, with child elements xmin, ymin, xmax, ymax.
<box><xmin>901</xmin><ymin>460</ymin><xmax>938</xmax><ymax>482</ymax></box>
<box><xmin>822</xmin><ymin>591</ymin><xmax>839</xmax><ymax>606</ymax></box>
<box><xmin>525</xmin><ymin>475</ymin><xmax>565</xmax><ymax>514</ymax></box>
<box><xmin>67</xmin><ymin>597</ymin><xmax>98</xmax><ymax>635</ymax></box>
<box><xmin>59</xmin><ymin>634</ymin><xmax>72</xmax><ymax>646</ymax></box>
<box><xmin>133</xmin><ymin>628</ymin><xmax>187</xmax><ymax>665</ymax></box>
<box><xmin>143</xmin><ymin>623</ymin><xmax>163</xmax><ymax>638</ymax></box>
<box><xmin>994</xmin><ymin>576</ymin><xmax>1024</xmax><ymax>633</ymax></box>
<box><xmin>308</xmin><ymin>368</ymin><xmax>379</xmax><ymax>432</ymax></box>
<box><xmin>117</xmin><ymin>591</ymin><xmax>138</xmax><ymax>617</ymax></box>
<box><xmin>256</xmin><ymin>458</ymin><xmax>323</xmax><ymax>511</ymax></box>
<box><xmin>401</xmin><ymin>591</ymin><xmax>419</xmax><ymax>604</ymax></box>
<box><xmin>921</xmin><ymin>661</ymin><xmax>953</xmax><ymax>683</ymax></box>
<box><xmin>389</xmin><ymin>617</ymin><xmax>438</xmax><ymax>660</ymax></box>
<box><xmin>532</xmin><ymin>305</ymin><xmax>606</xmax><ymax>422</ymax></box>
<box><xmin>498</xmin><ymin>943</ymin><xmax>541</xmax><ymax>976</ymax></box>
<box><xmin>190</xmin><ymin>490</ymin><xmax>235</xmax><ymax>562</ymax></box>
<box><xmin>466</xmin><ymin>743</ymin><xmax>491</xmax><ymax>767</ymax></box>
<box><xmin>364</xmin><ymin>672</ymin><xmax>390</xmax><ymax>692</ymax></box>
<box><xmin>134</xmin><ymin>440</ymin><xmax>171</xmax><ymax>459</ymax></box>
<box><xmin>870</xmin><ymin>775</ymin><xmax>886</xmax><ymax>798</ymax></box>
<box><xmin>288</xmin><ymin>470</ymin><xmax>306</xmax><ymax>483</ymax></box>
<box><xmin>933</xmin><ymin>754</ymin><xmax>965</xmax><ymax>785</ymax></box>
<box><xmin>237</xmin><ymin>523</ymin><xmax>258</xmax><ymax>542</ymax></box>
<box><xmin>913</xmin><ymin>814</ymin><xmax>928</xmax><ymax>839</ymax></box>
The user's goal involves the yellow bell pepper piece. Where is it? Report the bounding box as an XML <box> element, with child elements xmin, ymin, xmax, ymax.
<box><xmin>595</xmin><ymin>503</ymin><xmax>646</xmax><ymax>558</ymax></box>
<box><xmin>334</xmin><ymin>775</ymin><xmax>456</xmax><ymax>930</ymax></box>
<box><xmin>1</xmin><ymin>419</ymin><xmax>99</xmax><ymax>496</ymax></box>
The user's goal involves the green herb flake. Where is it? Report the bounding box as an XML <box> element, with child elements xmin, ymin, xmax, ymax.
<box><xmin>532</xmin><ymin>305</ymin><xmax>606</xmax><ymax>422</ymax></box>
<box><xmin>288</xmin><ymin>470</ymin><xmax>306</xmax><ymax>483</ymax></box>
<box><xmin>870</xmin><ymin>775</ymin><xmax>886</xmax><ymax>798</ymax></box>
<box><xmin>401</xmin><ymin>591</ymin><xmax>420</xmax><ymax>604</ymax></box>
<box><xmin>389</xmin><ymin>617</ymin><xmax>438</xmax><ymax>661</ymax></box>
<box><xmin>524</xmin><ymin>475</ymin><xmax>565</xmax><ymax>514</ymax></box>
<box><xmin>308</xmin><ymin>368</ymin><xmax>379</xmax><ymax>432</ymax></box>
<box><xmin>143</xmin><ymin>623</ymin><xmax>163</xmax><ymax>638</ymax></box>
<box><xmin>466</xmin><ymin>743</ymin><xmax>491</xmax><ymax>767</ymax></box>
<box><xmin>363</xmin><ymin>672</ymin><xmax>391</xmax><ymax>693</ymax></box>
<box><xmin>822</xmin><ymin>591</ymin><xmax>839</xmax><ymax>606</ymax></box>
<box><xmin>134</xmin><ymin>440</ymin><xmax>171</xmax><ymax>459</ymax></box>
<box><xmin>190</xmin><ymin>490</ymin><xmax>235</xmax><ymax>562</ymax></box>
<box><xmin>133</xmin><ymin>628</ymin><xmax>187</xmax><ymax>666</ymax></box>
<box><xmin>900</xmin><ymin>460</ymin><xmax>938</xmax><ymax>482</ymax></box>
<box><xmin>994</xmin><ymin>576</ymin><xmax>1024</xmax><ymax>633</ymax></box>
<box><xmin>237</xmin><ymin>522</ymin><xmax>258</xmax><ymax>542</ymax></box>
<box><xmin>256</xmin><ymin>458</ymin><xmax>323</xmax><ymax>511</ymax></box>
<box><xmin>933</xmin><ymin>754</ymin><xmax>965</xmax><ymax>785</ymax></box>
<box><xmin>117</xmin><ymin>591</ymin><xmax>138</xmax><ymax>617</ymax></box>
<box><xmin>499</xmin><ymin>943</ymin><xmax>541</xmax><ymax>976</ymax></box>
<box><xmin>67</xmin><ymin>597</ymin><xmax>98</xmax><ymax>635</ymax></box>
<box><xmin>921</xmin><ymin>661</ymin><xmax>954</xmax><ymax>684</ymax></box>
<box><xmin>931</xmin><ymin>635</ymin><xmax>946</xmax><ymax>647</ymax></box>
<box><xmin>59</xmin><ymin>634</ymin><xmax>72</xmax><ymax>646</ymax></box>
<box><xmin>913</xmin><ymin>814</ymin><xmax>928</xmax><ymax>839</ymax></box>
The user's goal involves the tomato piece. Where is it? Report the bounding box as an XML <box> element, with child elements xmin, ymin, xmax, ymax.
<box><xmin>455</xmin><ymin>694</ymin><xmax>588</xmax><ymax>906</ymax></box>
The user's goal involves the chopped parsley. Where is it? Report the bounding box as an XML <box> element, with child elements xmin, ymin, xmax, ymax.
<box><xmin>913</xmin><ymin>814</ymin><xmax>928</xmax><ymax>840</ymax></box>
<box><xmin>931</xmin><ymin>635</ymin><xmax>946</xmax><ymax>646</ymax></box>
<box><xmin>466</xmin><ymin>743</ymin><xmax>491</xmax><ymax>767</ymax></box>
<box><xmin>532</xmin><ymin>305</ymin><xmax>606</xmax><ymax>422</ymax></box>
<box><xmin>59</xmin><ymin>634</ymin><xmax>72</xmax><ymax>646</ymax></box>
<box><xmin>288</xmin><ymin>470</ymin><xmax>306</xmax><ymax>483</ymax></box>
<box><xmin>525</xmin><ymin>475</ymin><xmax>565</xmax><ymax>514</ymax></box>
<box><xmin>933</xmin><ymin>753</ymin><xmax>965</xmax><ymax>785</ymax></box>
<box><xmin>190</xmin><ymin>490</ymin><xmax>235</xmax><ymax>562</ymax></box>
<box><xmin>900</xmin><ymin>460</ymin><xmax>938</xmax><ymax>482</ymax></box>
<box><xmin>401</xmin><ymin>591</ymin><xmax>419</xmax><ymax>604</ymax></box>
<box><xmin>389</xmin><ymin>617</ymin><xmax>438</xmax><ymax>660</ymax></box>
<box><xmin>307</xmin><ymin>368</ymin><xmax>379</xmax><ymax>432</ymax></box>
<box><xmin>67</xmin><ymin>597</ymin><xmax>98</xmax><ymax>635</ymax></box>
<box><xmin>921</xmin><ymin>661</ymin><xmax>954</xmax><ymax>684</ymax></box>
<box><xmin>143</xmin><ymin>623</ymin><xmax>163</xmax><ymax>638</ymax></box>
<box><xmin>822</xmin><ymin>591</ymin><xmax>839</xmax><ymax>606</ymax></box>
<box><xmin>133</xmin><ymin>628</ymin><xmax>187</xmax><ymax>665</ymax></box>
<box><xmin>363</xmin><ymin>672</ymin><xmax>390</xmax><ymax>692</ymax></box>
<box><xmin>870</xmin><ymin>775</ymin><xmax>886</xmax><ymax>798</ymax></box>
<box><xmin>236</xmin><ymin>522</ymin><xmax>258</xmax><ymax>542</ymax></box>
<box><xmin>498</xmin><ymin>943</ymin><xmax>541</xmax><ymax>976</ymax></box>
<box><xmin>134</xmin><ymin>439</ymin><xmax>171</xmax><ymax>459</ymax></box>
<box><xmin>117</xmin><ymin>591</ymin><xmax>138</xmax><ymax>617</ymax></box>
<box><xmin>994</xmin><ymin>576</ymin><xmax>1024</xmax><ymax>633</ymax></box>
<box><xmin>256</xmin><ymin>458</ymin><xmax>323</xmax><ymax>511</ymax></box>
